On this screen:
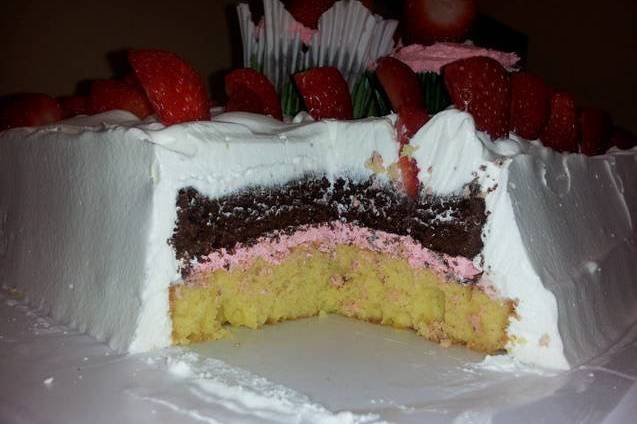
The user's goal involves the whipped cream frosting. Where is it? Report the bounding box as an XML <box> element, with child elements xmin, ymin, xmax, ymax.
<box><xmin>389</xmin><ymin>42</ymin><xmax>520</xmax><ymax>74</ymax></box>
<box><xmin>0</xmin><ymin>108</ymin><xmax>635</xmax><ymax>371</ymax></box>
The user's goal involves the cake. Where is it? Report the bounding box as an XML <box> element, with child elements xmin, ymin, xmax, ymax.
<box><xmin>1</xmin><ymin>0</ymin><xmax>636</xmax><ymax>372</ymax></box>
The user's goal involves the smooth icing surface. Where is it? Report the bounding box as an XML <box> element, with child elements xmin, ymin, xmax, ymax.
<box><xmin>0</xmin><ymin>108</ymin><xmax>635</xmax><ymax>371</ymax></box>
<box><xmin>389</xmin><ymin>42</ymin><xmax>520</xmax><ymax>74</ymax></box>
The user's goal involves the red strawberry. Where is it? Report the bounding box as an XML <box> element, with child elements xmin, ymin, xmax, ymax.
<box><xmin>285</xmin><ymin>0</ymin><xmax>335</xmax><ymax>29</ymax></box>
<box><xmin>540</xmin><ymin>92</ymin><xmax>579</xmax><ymax>152</ymax></box>
<box><xmin>57</xmin><ymin>95</ymin><xmax>91</xmax><ymax>118</ymax></box>
<box><xmin>225</xmin><ymin>68</ymin><xmax>282</xmax><ymax>120</ymax></box>
<box><xmin>579</xmin><ymin>107</ymin><xmax>611</xmax><ymax>156</ymax></box>
<box><xmin>510</xmin><ymin>72</ymin><xmax>551</xmax><ymax>140</ymax></box>
<box><xmin>403</xmin><ymin>0</ymin><xmax>477</xmax><ymax>44</ymax></box>
<box><xmin>128</xmin><ymin>49</ymin><xmax>210</xmax><ymax>125</ymax></box>
<box><xmin>225</xmin><ymin>86</ymin><xmax>265</xmax><ymax>115</ymax></box>
<box><xmin>293</xmin><ymin>67</ymin><xmax>353</xmax><ymax>120</ymax></box>
<box><xmin>399</xmin><ymin>156</ymin><xmax>420</xmax><ymax>199</ymax></box>
<box><xmin>609</xmin><ymin>127</ymin><xmax>637</xmax><ymax>151</ymax></box>
<box><xmin>443</xmin><ymin>56</ymin><xmax>511</xmax><ymax>139</ymax></box>
<box><xmin>0</xmin><ymin>93</ymin><xmax>63</xmax><ymax>130</ymax></box>
<box><xmin>396</xmin><ymin>105</ymin><xmax>429</xmax><ymax>145</ymax></box>
<box><xmin>376</xmin><ymin>57</ymin><xmax>425</xmax><ymax>112</ymax></box>
<box><xmin>89</xmin><ymin>79</ymin><xmax>153</xmax><ymax>119</ymax></box>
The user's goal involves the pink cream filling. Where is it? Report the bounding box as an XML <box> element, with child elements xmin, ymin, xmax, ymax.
<box><xmin>388</xmin><ymin>42</ymin><xmax>520</xmax><ymax>74</ymax></box>
<box><xmin>189</xmin><ymin>222</ymin><xmax>480</xmax><ymax>282</ymax></box>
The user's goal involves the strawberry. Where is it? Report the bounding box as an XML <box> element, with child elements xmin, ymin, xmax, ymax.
<box><xmin>510</xmin><ymin>72</ymin><xmax>551</xmax><ymax>140</ymax></box>
<box><xmin>225</xmin><ymin>86</ymin><xmax>265</xmax><ymax>115</ymax></box>
<box><xmin>89</xmin><ymin>79</ymin><xmax>153</xmax><ymax>119</ymax></box>
<box><xmin>128</xmin><ymin>49</ymin><xmax>210</xmax><ymax>125</ymax></box>
<box><xmin>443</xmin><ymin>56</ymin><xmax>511</xmax><ymax>139</ymax></box>
<box><xmin>293</xmin><ymin>67</ymin><xmax>353</xmax><ymax>120</ymax></box>
<box><xmin>376</xmin><ymin>57</ymin><xmax>425</xmax><ymax>112</ymax></box>
<box><xmin>225</xmin><ymin>68</ymin><xmax>282</xmax><ymax>120</ymax></box>
<box><xmin>57</xmin><ymin>95</ymin><xmax>91</xmax><ymax>118</ymax></box>
<box><xmin>403</xmin><ymin>0</ymin><xmax>477</xmax><ymax>44</ymax></box>
<box><xmin>396</xmin><ymin>105</ymin><xmax>429</xmax><ymax>145</ymax></box>
<box><xmin>0</xmin><ymin>93</ymin><xmax>63</xmax><ymax>130</ymax></box>
<box><xmin>399</xmin><ymin>156</ymin><xmax>420</xmax><ymax>199</ymax></box>
<box><xmin>579</xmin><ymin>107</ymin><xmax>611</xmax><ymax>156</ymax></box>
<box><xmin>609</xmin><ymin>127</ymin><xmax>637</xmax><ymax>151</ymax></box>
<box><xmin>285</xmin><ymin>0</ymin><xmax>335</xmax><ymax>29</ymax></box>
<box><xmin>540</xmin><ymin>92</ymin><xmax>579</xmax><ymax>153</ymax></box>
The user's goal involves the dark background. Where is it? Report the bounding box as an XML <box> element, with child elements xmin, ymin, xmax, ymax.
<box><xmin>1</xmin><ymin>0</ymin><xmax>635</xmax><ymax>132</ymax></box>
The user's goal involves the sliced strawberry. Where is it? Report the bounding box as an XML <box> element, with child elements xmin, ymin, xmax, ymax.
<box><xmin>0</xmin><ymin>93</ymin><xmax>63</xmax><ymax>130</ymax></box>
<box><xmin>540</xmin><ymin>92</ymin><xmax>579</xmax><ymax>152</ymax></box>
<box><xmin>128</xmin><ymin>49</ymin><xmax>210</xmax><ymax>125</ymax></box>
<box><xmin>609</xmin><ymin>127</ymin><xmax>637</xmax><ymax>150</ymax></box>
<box><xmin>89</xmin><ymin>79</ymin><xmax>153</xmax><ymax>119</ymax></box>
<box><xmin>443</xmin><ymin>56</ymin><xmax>511</xmax><ymax>139</ymax></box>
<box><xmin>510</xmin><ymin>72</ymin><xmax>551</xmax><ymax>140</ymax></box>
<box><xmin>57</xmin><ymin>95</ymin><xmax>91</xmax><ymax>118</ymax></box>
<box><xmin>225</xmin><ymin>68</ymin><xmax>282</xmax><ymax>120</ymax></box>
<box><xmin>396</xmin><ymin>105</ymin><xmax>429</xmax><ymax>145</ymax></box>
<box><xmin>376</xmin><ymin>57</ymin><xmax>425</xmax><ymax>113</ymax></box>
<box><xmin>285</xmin><ymin>0</ymin><xmax>335</xmax><ymax>29</ymax></box>
<box><xmin>225</xmin><ymin>86</ymin><xmax>265</xmax><ymax>115</ymax></box>
<box><xmin>579</xmin><ymin>107</ymin><xmax>611</xmax><ymax>156</ymax></box>
<box><xmin>404</xmin><ymin>0</ymin><xmax>477</xmax><ymax>44</ymax></box>
<box><xmin>293</xmin><ymin>67</ymin><xmax>353</xmax><ymax>120</ymax></box>
<box><xmin>399</xmin><ymin>156</ymin><xmax>420</xmax><ymax>199</ymax></box>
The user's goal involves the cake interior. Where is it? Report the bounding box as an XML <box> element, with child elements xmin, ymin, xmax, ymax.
<box><xmin>168</xmin><ymin>177</ymin><xmax>514</xmax><ymax>354</ymax></box>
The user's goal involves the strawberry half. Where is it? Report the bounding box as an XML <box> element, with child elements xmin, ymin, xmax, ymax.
<box><xmin>376</xmin><ymin>57</ymin><xmax>425</xmax><ymax>112</ymax></box>
<box><xmin>57</xmin><ymin>95</ymin><xmax>91</xmax><ymax>119</ymax></box>
<box><xmin>128</xmin><ymin>49</ymin><xmax>210</xmax><ymax>125</ymax></box>
<box><xmin>510</xmin><ymin>72</ymin><xmax>551</xmax><ymax>140</ymax></box>
<box><xmin>399</xmin><ymin>156</ymin><xmax>420</xmax><ymax>199</ymax></box>
<box><xmin>540</xmin><ymin>92</ymin><xmax>579</xmax><ymax>153</ymax></box>
<box><xmin>443</xmin><ymin>56</ymin><xmax>511</xmax><ymax>139</ymax></box>
<box><xmin>403</xmin><ymin>0</ymin><xmax>477</xmax><ymax>44</ymax></box>
<box><xmin>285</xmin><ymin>0</ymin><xmax>335</xmax><ymax>29</ymax></box>
<box><xmin>0</xmin><ymin>93</ymin><xmax>63</xmax><ymax>130</ymax></box>
<box><xmin>293</xmin><ymin>67</ymin><xmax>353</xmax><ymax>120</ymax></box>
<box><xmin>89</xmin><ymin>79</ymin><xmax>153</xmax><ymax>119</ymax></box>
<box><xmin>396</xmin><ymin>105</ymin><xmax>429</xmax><ymax>145</ymax></box>
<box><xmin>225</xmin><ymin>68</ymin><xmax>282</xmax><ymax>120</ymax></box>
<box><xmin>579</xmin><ymin>107</ymin><xmax>611</xmax><ymax>156</ymax></box>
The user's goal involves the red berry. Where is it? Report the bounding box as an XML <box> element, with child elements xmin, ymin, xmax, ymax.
<box><xmin>129</xmin><ymin>49</ymin><xmax>210</xmax><ymax>125</ymax></box>
<box><xmin>399</xmin><ymin>156</ymin><xmax>420</xmax><ymax>199</ymax></box>
<box><xmin>540</xmin><ymin>92</ymin><xmax>579</xmax><ymax>153</ymax></box>
<box><xmin>225</xmin><ymin>69</ymin><xmax>282</xmax><ymax>120</ymax></box>
<box><xmin>376</xmin><ymin>57</ymin><xmax>425</xmax><ymax>113</ymax></box>
<box><xmin>285</xmin><ymin>0</ymin><xmax>335</xmax><ymax>29</ymax></box>
<box><xmin>396</xmin><ymin>105</ymin><xmax>429</xmax><ymax>145</ymax></box>
<box><xmin>0</xmin><ymin>93</ymin><xmax>63</xmax><ymax>130</ymax></box>
<box><xmin>403</xmin><ymin>0</ymin><xmax>477</xmax><ymax>44</ymax></box>
<box><xmin>294</xmin><ymin>67</ymin><xmax>353</xmax><ymax>120</ymax></box>
<box><xmin>57</xmin><ymin>95</ymin><xmax>91</xmax><ymax>119</ymax></box>
<box><xmin>443</xmin><ymin>56</ymin><xmax>511</xmax><ymax>139</ymax></box>
<box><xmin>510</xmin><ymin>72</ymin><xmax>551</xmax><ymax>140</ymax></box>
<box><xmin>579</xmin><ymin>107</ymin><xmax>611</xmax><ymax>156</ymax></box>
<box><xmin>89</xmin><ymin>79</ymin><xmax>153</xmax><ymax>119</ymax></box>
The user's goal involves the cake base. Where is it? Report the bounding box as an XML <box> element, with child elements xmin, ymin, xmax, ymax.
<box><xmin>170</xmin><ymin>245</ymin><xmax>514</xmax><ymax>353</ymax></box>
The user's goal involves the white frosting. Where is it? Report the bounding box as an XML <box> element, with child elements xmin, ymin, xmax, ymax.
<box><xmin>0</xmin><ymin>109</ymin><xmax>635</xmax><ymax>371</ymax></box>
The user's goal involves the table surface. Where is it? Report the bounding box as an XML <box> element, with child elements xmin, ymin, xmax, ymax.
<box><xmin>1</xmin><ymin>289</ymin><xmax>636</xmax><ymax>424</ymax></box>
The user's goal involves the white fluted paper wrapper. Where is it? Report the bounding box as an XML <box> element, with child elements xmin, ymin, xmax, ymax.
<box><xmin>237</xmin><ymin>0</ymin><xmax>398</xmax><ymax>94</ymax></box>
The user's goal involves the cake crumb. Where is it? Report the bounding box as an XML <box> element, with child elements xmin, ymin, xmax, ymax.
<box><xmin>364</xmin><ymin>151</ymin><xmax>386</xmax><ymax>174</ymax></box>
<box><xmin>539</xmin><ymin>333</ymin><xmax>550</xmax><ymax>347</ymax></box>
<box><xmin>439</xmin><ymin>339</ymin><xmax>452</xmax><ymax>348</ymax></box>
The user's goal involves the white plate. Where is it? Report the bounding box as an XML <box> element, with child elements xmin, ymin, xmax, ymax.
<box><xmin>1</xmin><ymin>291</ymin><xmax>635</xmax><ymax>423</ymax></box>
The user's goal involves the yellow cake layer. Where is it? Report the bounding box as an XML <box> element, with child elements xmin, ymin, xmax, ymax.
<box><xmin>170</xmin><ymin>244</ymin><xmax>514</xmax><ymax>353</ymax></box>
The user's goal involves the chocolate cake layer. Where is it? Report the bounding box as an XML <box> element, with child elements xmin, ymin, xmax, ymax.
<box><xmin>171</xmin><ymin>176</ymin><xmax>486</xmax><ymax>273</ymax></box>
